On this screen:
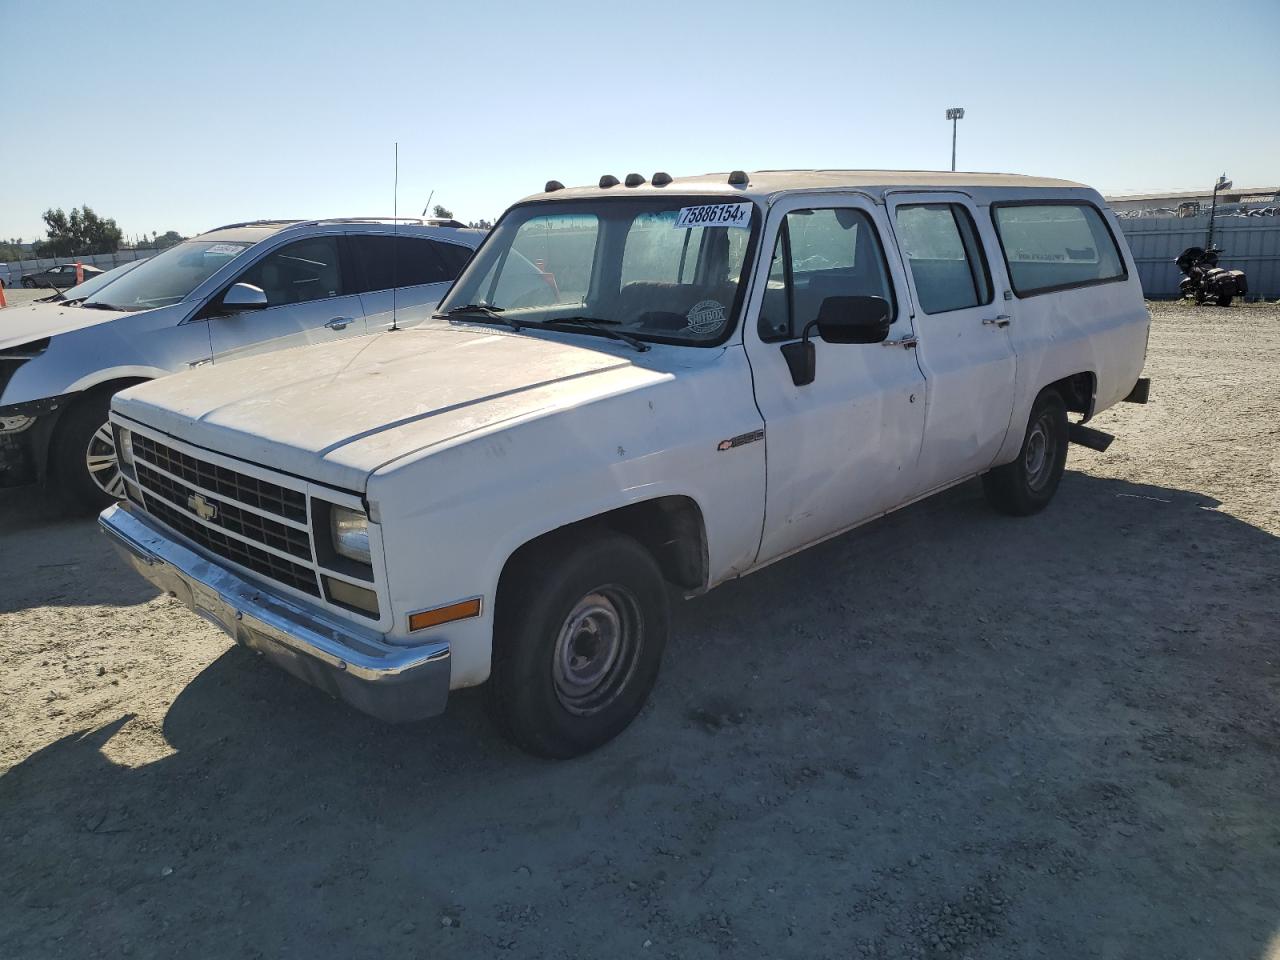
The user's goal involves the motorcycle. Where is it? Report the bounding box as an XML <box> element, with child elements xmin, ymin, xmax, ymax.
<box><xmin>1176</xmin><ymin>246</ymin><xmax>1248</xmax><ymax>306</ymax></box>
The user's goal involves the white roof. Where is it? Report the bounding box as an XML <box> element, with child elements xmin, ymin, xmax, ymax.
<box><xmin>524</xmin><ymin>169</ymin><xmax>1089</xmax><ymax>205</ymax></box>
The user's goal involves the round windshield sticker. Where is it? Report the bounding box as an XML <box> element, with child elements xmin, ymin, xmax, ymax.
<box><xmin>686</xmin><ymin>300</ymin><xmax>727</xmax><ymax>335</ymax></box>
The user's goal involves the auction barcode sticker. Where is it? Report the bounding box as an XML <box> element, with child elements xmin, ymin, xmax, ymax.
<box><xmin>674</xmin><ymin>203</ymin><xmax>753</xmax><ymax>229</ymax></box>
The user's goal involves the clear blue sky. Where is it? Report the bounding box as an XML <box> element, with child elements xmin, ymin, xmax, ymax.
<box><xmin>2</xmin><ymin>0</ymin><xmax>1277</xmax><ymax>241</ymax></box>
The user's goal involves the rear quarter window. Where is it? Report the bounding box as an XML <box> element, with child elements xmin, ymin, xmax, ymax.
<box><xmin>991</xmin><ymin>202</ymin><xmax>1126</xmax><ymax>297</ymax></box>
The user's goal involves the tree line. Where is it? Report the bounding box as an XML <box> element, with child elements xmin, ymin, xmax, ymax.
<box><xmin>0</xmin><ymin>207</ymin><xmax>184</xmax><ymax>262</ymax></box>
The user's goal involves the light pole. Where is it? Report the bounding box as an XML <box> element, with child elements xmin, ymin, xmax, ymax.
<box><xmin>946</xmin><ymin>107</ymin><xmax>965</xmax><ymax>171</ymax></box>
<box><xmin>1205</xmin><ymin>172</ymin><xmax>1231</xmax><ymax>253</ymax></box>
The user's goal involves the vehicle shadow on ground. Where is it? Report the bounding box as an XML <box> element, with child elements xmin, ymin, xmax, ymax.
<box><xmin>2</xmin><ymin>472</ymin><xmax>1278</xmax><ymax>959</ymax></box>
<box><xmin>0</xmin><ymin>487</ymin><xmax>155</xmax><ymax>612</ymax></box>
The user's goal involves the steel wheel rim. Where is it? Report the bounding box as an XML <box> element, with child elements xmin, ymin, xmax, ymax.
<box><xmin>85</xmin><ymin>421</ymin><xmax>125</xmax><ymax>499</ymax></box>
<box><xmin>1024</xmin><ymin>416</ymin><xmax>1053</xmax><ymax>491</ymax></box>
<box><xmin>552</xmin><ymin>586</ymin><xmax>643</xmax><ymax>716</ymax></box>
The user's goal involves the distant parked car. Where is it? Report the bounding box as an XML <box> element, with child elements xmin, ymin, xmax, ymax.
<box><xmin>33</xmin><ymin>258</ymin><xmax>148</xmax><ymax>305</ymax></box>
<box><xmin>0</xmin><ymin>218</ymin><xmax>483</xmax><ymax>510</ymax></box>
<box><xmin>21</xmin><ymin>263</ymin><xmax>106</xmax><ymax>289</ymax></box>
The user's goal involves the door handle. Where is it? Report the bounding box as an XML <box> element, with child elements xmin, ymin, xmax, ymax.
<box><xmin>324</xmin><ymin>317</ymin><xmax>353</xmax><ymax>330</ymax></box>
<box><xmin>982</xmin><ymin>315</ymin><xmax>1011</xmax><ymax>328</ymax></box>
<box><xmin>881</xmin><ymin>336</ymin><xmax>918</xmax><ymax>349</ymax></box>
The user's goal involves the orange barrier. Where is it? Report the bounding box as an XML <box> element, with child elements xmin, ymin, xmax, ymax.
<box><xmin>0</xmin><ymin>278</ymin><xmax>7</xmax><ymax>309</ymax></box>
<box><xmin>75</xmin><ymin>262</ymin><xmax>84</xmax><ymax>285</ymax></box>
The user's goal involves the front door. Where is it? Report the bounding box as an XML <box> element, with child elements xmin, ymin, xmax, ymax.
<box><xmin>208</xmin><ymin>235</ymin><xmax>367</xmax><ymax>363</ymax></box>
<box><xmin>885</xmin><ymin>193</ymin><xmax>1017</xmax><ymax>496</ymax></box>
<box><xmin>744</xmin><ymin>195</ymin><xmax>928</xmax><ymax>564</ymax></box>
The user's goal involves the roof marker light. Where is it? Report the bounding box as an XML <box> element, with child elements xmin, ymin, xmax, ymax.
<box><xmin>545</xmin><ymin>180</ymin><xmax>565</xmax><ymax>192</ymax></box>
<box><xmin>624</xmin><ymin>173</ymin><xmax>646</xmax><ymax>187</ymax></box>
<box><xmin>652</xmin><ymin>172</ymin><xmax>673</xmax><ymax>186</ymax></box>
<box><xmin>599</xmin><ymin>175</ymin><xmax>620</xmax><ymax>188</ymax></box>
<box><xmin>727</xmin><ymin>170</ymin><xmax>749</xmax><ymax>186</ymax></box>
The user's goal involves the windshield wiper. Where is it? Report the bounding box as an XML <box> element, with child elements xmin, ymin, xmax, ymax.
<box><xmin>80</xmin><ymin>302</ymin><xmax>122</xmax><ymax>311</ymax></box>
<box><xmin>436</xmin><ymin>303</ymin><xmax>522</xmax><ymax>331</ymax></box>
<box><xmin>542</xmin><ymin>317</ymin><xmax>650</xmax><ymax>353</ymax></box>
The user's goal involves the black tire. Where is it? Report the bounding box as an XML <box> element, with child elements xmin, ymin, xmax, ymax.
<box><xmin>982</xmin><ymin>389</ymin><xmax>1069</xmax><ymax>517</ymax></box>
<box><xmin>49</xmin><ymin>387</ymin><xmax>127</xmax><ymax>515</ymax></box>
<box><xmin>488</xmin><ymin>531</ymin><xmax>670</xmax><ymax>758</ymax></box>
<box><xmin>1216</xmin><ymin>294</ymin><xmax>1232</xmax><ymax>307</ymax></box>
<box><xmin>22</xmin><ymin>278</ymin><xmax>36</xmax><ymax>288</ymax></box>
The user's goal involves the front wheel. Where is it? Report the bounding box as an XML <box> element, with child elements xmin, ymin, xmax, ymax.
<box><xmin>982</xmin><ymin>389</ymin><xmax>1068</xmax><ymax>516</ymax></box>
<box><xmin>49</xmin><ymin>387</ymin><xmax>128</xmax><ymax>514</ymax></box>
<box><xmin>488</xmin><ymin>532</ymin><xmax>670</xmax><ymax>758</ymax></box>
<box><xmin>22</xmin><ymin>278</ymin><xmax>36</xmax><ymax>289</ymax></box>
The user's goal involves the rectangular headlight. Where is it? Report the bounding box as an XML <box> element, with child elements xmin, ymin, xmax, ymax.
<box><xmin>330</xmin><ymin>505</ymin><xmax>371</xmax><ymax>565</ymax></box>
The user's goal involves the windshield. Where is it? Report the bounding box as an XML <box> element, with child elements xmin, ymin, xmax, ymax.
<box><xmin>83</xmin><ymin>239</ymin><xmax>252</xmax><ymax>311</ymax></box>
<box><xmin>57</xmin><ymin>258</ymin><xmax>145</xmax><ymax>301</ymax></box>
<box><xmin>439</xmin><ymin>196</ymin><xmax>759</xmax><ymax>345</ymax></box>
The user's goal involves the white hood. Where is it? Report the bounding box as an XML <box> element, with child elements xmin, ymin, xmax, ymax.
<box><xmin>0</xmin><ymin>301</ymin><xmax>130</xmax><ymax>350</ymax></box>
<box><xmin>113</xmin><ymin>325</ymin><xmax>673</xmax><ymax>491</ymax></box>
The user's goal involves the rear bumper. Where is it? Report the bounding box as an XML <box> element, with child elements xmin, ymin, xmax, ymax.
<box><xmin>99</xmin><ymin>503</ymin><xmax>450</xmax><ymax>723</ymax></box>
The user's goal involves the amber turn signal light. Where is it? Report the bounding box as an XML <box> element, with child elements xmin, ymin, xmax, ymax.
<box><xmin>408</xmin><ymin>597</ymin><xmax>482</xmax><ymax>632</ymax></box>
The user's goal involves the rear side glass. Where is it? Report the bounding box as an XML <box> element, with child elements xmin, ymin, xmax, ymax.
<box><xmin>349</xmin><ymin>235</ymin><xmax>452</xmax><ymax>293</ymax></box>
<box><xmin>431</xmin><ymin>240</ymin><xmax>473</xmax><ymax>277</ymax></box>
<box><xmin>895</xmin><ymin>204</ymin><xmax>992</xmax><ymax>314</ymax></box>
<box><xmin>992</xmin><ymin>203</ymin><xmax>1125</xmax><ymax>297</ymax></box>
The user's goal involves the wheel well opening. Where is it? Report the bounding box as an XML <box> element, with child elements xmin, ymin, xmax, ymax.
<box><xmin>1048</xmin><ymin>372</ymin><xmax>1096</xmax><ymax>420</ymax></box>
<box><xmin>500</xmin><ymin>496</ymin><xmax>709</xmax><ymax>596</ymax></box>
<box><xmin>43</xmin><ymin>378</ymin><xmax>149</xmax><ymax>478</ymax></box>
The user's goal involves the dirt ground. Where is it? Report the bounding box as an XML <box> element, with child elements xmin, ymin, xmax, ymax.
<box><xmin>2</xmin><ymin>301</ymin><xmax>1277</xmax><ymax>960</ymax></box>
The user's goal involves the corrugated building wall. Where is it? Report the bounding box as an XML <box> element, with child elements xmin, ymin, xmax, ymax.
<box><xmin>1117</xmin><ymin>216</ymin><xmax>1279</xmax><ymax>299</ymax></box>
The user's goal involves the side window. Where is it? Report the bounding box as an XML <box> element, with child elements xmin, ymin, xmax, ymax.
<box><xmin>431</xmin><ymin>240</ymin><xmax>473</xmax><ymax>277</ymax></box>
<box><xmin>758</xmin><ymin>208</ymin><xmax>896</xmax><ymax>341</ymax></box>
<box><xmin>992</xmin><ymin>203</ymin><xmax>1126</xmax><ymax>296</ymax></box>
<box><xmin>238</xmin><ymin>237</ymin><xmax>343</xmax><ymax>307</ymax></box>
<box><xmin>348</xmin><ymin>235</ymin><xmax>451</xmax><ymax>293</ymax></box>
<box><xmin>895</xmin><ymin>203</ymin><xmax>992</xmax><ymax>314</ymax></box>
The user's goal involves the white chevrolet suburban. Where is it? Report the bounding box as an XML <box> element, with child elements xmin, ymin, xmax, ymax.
<box><xmin>100</xmin><ymin>170</ymin><xmax>1151</xmax><ymax>757</ymax></box>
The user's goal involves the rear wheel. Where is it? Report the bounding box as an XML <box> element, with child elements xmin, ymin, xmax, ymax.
<box><xmin>1216</xmin><ymin>294</ymin><xmax>1233</xmax><ymax>307</ymax></box>
<box><xmin>488</xmin><ymin>531</ymin><xmax>669</xmax><ymax>758</ymax></box>
<box><xmin>49</xmin><ymin>387</ymin><xmax>128</xmax><ymax>514</ymax></box>
<box><xmin>22</xmin><ymin>278</ymin><xmax>35</xmax><ymax>289</ymax></box>
<box><xmin>982</xmin><ymin>389</ymin><xmax>1068</xmax><ymax>516</ymax></box>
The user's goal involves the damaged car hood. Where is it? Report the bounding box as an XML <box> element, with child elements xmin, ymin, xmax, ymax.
<box><xmin>0</xmin><ymin>302</ymin><xmax>131</xmax><ymax>350</ymax></box>
<box><xmin>112</xmin><ymin>324</ymin><xmax>674</xmax><ymax>491</ymax></box>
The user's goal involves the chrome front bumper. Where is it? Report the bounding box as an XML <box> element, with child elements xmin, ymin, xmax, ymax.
<box><xmin>100</xmin><ymin>503</ymin><xmax>450</xmax><ymax>723</ymax></box>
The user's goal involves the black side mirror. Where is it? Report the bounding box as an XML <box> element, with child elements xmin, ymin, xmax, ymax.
<box><xmin>814</xmin><ymin>295</ymin><xmax>891</xmax><ymax>344</ymax></box>
<box><xmin>778</xmin><ymin>295</ymin><xmax>893</xmax><ymax>387</ymax></box>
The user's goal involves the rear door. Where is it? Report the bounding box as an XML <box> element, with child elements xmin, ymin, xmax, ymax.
<box><xmin>207</xmin><ymin>235</ymin><xmax>368</xmax><ymax>363</ymax></box>
<box><xmin>743</xmin><ymin>194</ymin><xmax>928</xmax><ymax>564</ymax></box>
<box><xmin>349</xmin><ymin>233</ymin><xmax>462</xmax><ymax>332</ymax></box>
<box><xmin>885</xmin><ymin>193</ymin><xmax>1017</xmax><ymax>496</ymax></box>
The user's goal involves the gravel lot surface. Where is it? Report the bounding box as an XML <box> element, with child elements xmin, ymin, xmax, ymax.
<box><xmin>2</xmin><ymin>301</ymin><xmax>1278</xmax><ymax>959</ymax></box>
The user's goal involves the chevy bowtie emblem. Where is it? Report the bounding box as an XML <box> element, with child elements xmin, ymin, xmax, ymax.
<box><xmin>188</xmin><ymin>493</ymin><xmax>218</xmax><ymax>521</ymax></box>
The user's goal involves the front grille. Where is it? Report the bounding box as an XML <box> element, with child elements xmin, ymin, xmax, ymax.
<box><xmin>125</xmin><ymin>429</ymin><xmax>380</xmax><ymax>619</ymax></box>
<box><xmin>136</xmin><ymin>463</ymin><xmax>311</xmax><ymax>560</ymax></box>
<box><xmin>142</xmin><ymin>494</ymin><xmax>321</xmax><ymax>597</ymax></box>
<box><xmin>133</xmin><ymin>434</ymin><xmax>307</xmax><ymax>522</ymax></box>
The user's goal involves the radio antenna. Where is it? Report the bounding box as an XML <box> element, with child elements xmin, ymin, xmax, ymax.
<box><xmin>421</xmin><ymin>189</ymin><xmax>434</xmax><ymax>218</ymax></box>
<box><xmin>390</xmin><ymin>141</ymin><xmax>400</xmax><ymax>332</ymax></box>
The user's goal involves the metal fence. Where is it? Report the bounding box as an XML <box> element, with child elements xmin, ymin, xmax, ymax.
<box><xmin>1117</xmin><ymin>215</ymin><xmax>1280</xmax><ymax>300</ymax></box>
<box><xmin>0</xmin><ymin>247</ymin><xmax>163</xmax><ymax>289</ymax></box>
